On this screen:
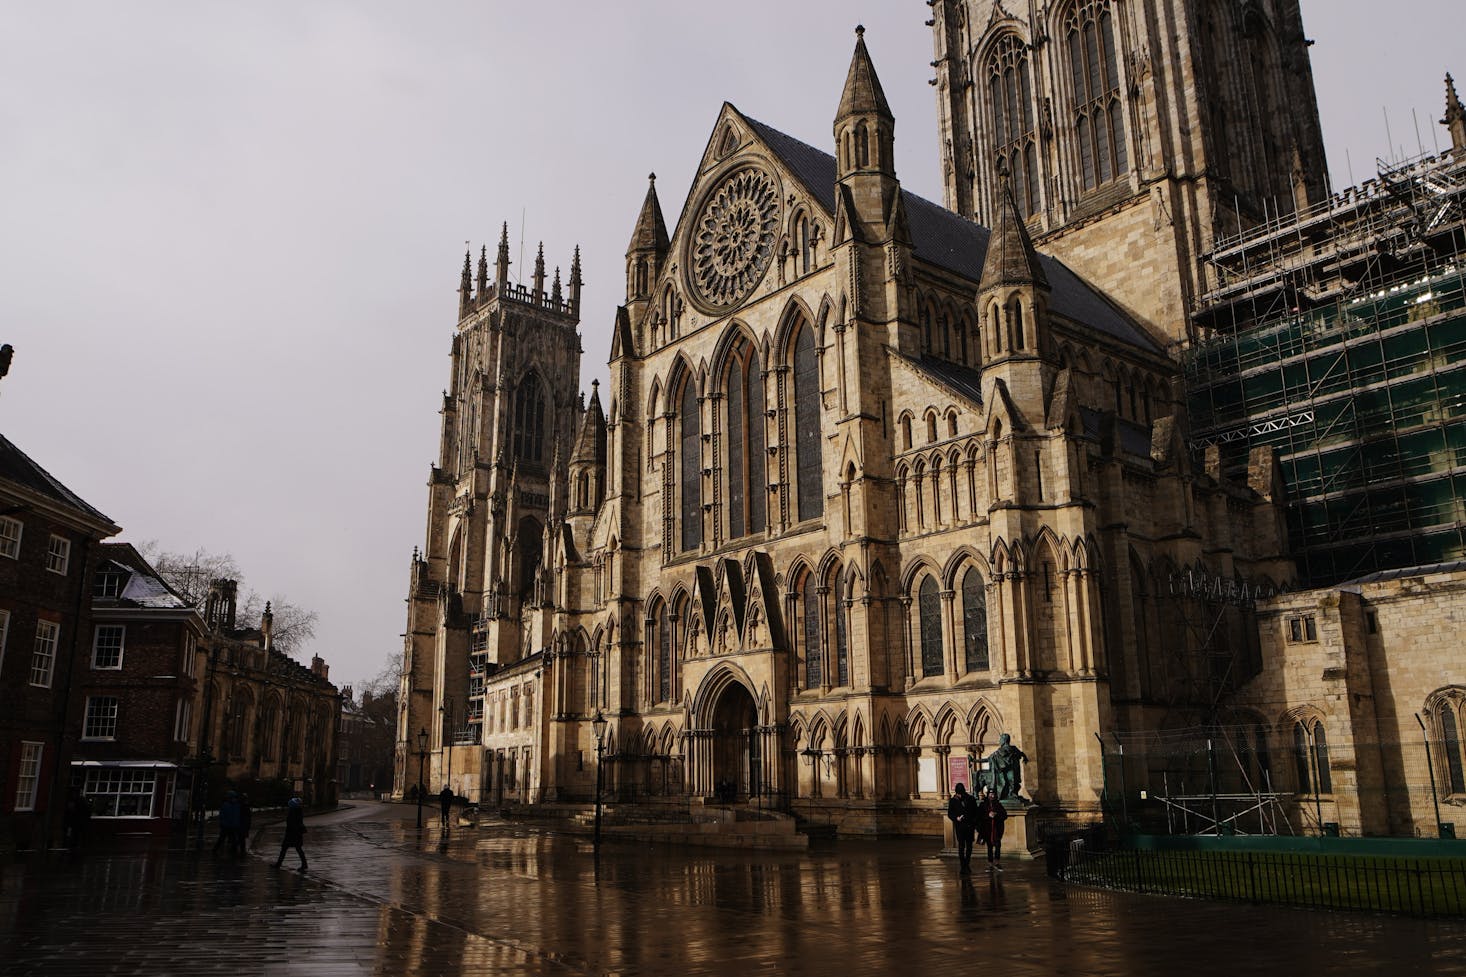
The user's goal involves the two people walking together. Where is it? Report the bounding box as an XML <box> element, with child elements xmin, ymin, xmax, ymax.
<box><xmin>947</xmin><ymin>782</ymin><xmax>1007</xmax><ymax>875</ymax></box>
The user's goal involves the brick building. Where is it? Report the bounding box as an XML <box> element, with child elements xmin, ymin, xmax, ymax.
<box><xmin>0</xmin><ymin>433</ymin><xmax>119</xmax><ymax>852</ymax></box>
<box><xmin>70</xmin><ymin>543</ymin><xmax>207</xmax><ymax>838</ymax></box>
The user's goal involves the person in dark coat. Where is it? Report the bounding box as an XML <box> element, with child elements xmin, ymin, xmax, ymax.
<box><xmin>977</xmin><ymin>786</ymin><xmax>1008</xmax><ymax>870</ymax></box>
<box><xmin>439</xmin><ymin>785</ymin><xmax>453</xmax><ymax>827</ymax></box>
<box><xmin>214</xmin><ymin>791</ymin><xmax>241</xmax><ymax>855</ymax></box>
<box><xmin>274</xmin><ymin>796</ymin><xmax>308</xmax><ymax>871</ymax></box>
<box><xmin>947</xmin><ymin>783</ymin><xmax>980</xmax><ymax>874</ymax></box>
<box><xmin>234</xmin><ymin>794</ymin><xmax>253</xmax><ymax>857</ymax></box>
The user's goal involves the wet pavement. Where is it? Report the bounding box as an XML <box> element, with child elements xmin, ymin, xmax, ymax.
<box><xmin>4</xmin><ymin>801</ymin><xmax>1466</xmax><ymax>976</ymax></box>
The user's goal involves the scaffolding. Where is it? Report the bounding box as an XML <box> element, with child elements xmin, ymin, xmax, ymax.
<box><xmin>1188</xmin><ymin>149</ymin><xmax>1466</xmax><ymax>586</ymax></box>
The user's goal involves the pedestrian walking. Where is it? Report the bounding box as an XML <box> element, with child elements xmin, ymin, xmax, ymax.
<box><xmin>947</xmin><ymin>782</ymin><xmax>980</xmax><ymax>875</ymax></box>
<box><xmin>439</xmin><ymin>785</ymin><xmax>453</xmax><ymax>827</ymax></box>
<box><xmin>214</xmin><ymin>791</ymin><xmax>241</xmax><ymax>855</ymax></box>
<box><xmin>274</xmin><ymin>796</ymin><xmax>308</xmax><ymax>871</ymax></box>
<box><xmin>235</xmin><ymin>794</ymin><xmax>253</xmax><ymax>857</ymax></box>
<box><xmin>978</xmin><ymin>786</ymin><xmax>1007</xmax><ymax>870</ymax></box>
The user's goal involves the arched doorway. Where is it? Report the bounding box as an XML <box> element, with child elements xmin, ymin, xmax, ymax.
<box><xmin>711</xmin><ymin>682</ymin><xmax>759</xmax><ymax>801</ymax></box>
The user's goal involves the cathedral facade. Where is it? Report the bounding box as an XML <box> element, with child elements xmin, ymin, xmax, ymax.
<box><xmin>396</xmin><ymin>20</ymin><xmax>1303</xmax><ymax>836</ymax></box>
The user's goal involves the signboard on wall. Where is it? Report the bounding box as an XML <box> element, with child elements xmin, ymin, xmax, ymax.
<box><xmin>947</xmin><ymin>755</ymin><xmax>971</xmax><ymax>793</ymax></box>
<box><xmin>917</xmin><ymin>756</ymin><xmax>938</xmax><ymax>795</ymax></box>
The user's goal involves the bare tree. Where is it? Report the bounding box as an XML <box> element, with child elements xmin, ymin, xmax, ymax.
<box><xmin>237</xmin><ymin>591</ymin><xmax>318</xmax><ymax>655</ymax></box>
<box><xmin>136</xmin><ymin>542</ymin><xmax>317</xmax><ymax>656</ymax></box>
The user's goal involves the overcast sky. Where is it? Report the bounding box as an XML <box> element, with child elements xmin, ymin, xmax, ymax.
<box><xmin>2</xmin><ymin>1</ymin><xmax>1458</xmax><ymax>692</ymax></box>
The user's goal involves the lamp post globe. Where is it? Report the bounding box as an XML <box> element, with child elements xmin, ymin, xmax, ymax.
<box><xmin>416</xmin><ymin>727</ymin><xmax>429</xmax><ymax>830</ymax></box>
<box><xmin>591</xmin><ymin>712</ymin><xmax>608</xmax><ymax>853</ymax></box>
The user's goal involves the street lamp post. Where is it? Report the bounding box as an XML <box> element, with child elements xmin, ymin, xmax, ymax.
<box><xmin>416</xmin><ymin>727</ymin><xmax>428</xmax><ymax>830</ymax></box>
<box><xmin>591</xmin><ymin>711</ymin><xmax>608</xmax><ymax>854</ymax></box>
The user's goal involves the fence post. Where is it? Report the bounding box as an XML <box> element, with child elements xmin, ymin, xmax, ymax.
<box><xmin>1134</xmin><ymin>849</ymin><xmax>1144</xmax><ymax>894</ymax></box>
<box><xmin>1247</xmin><ymin>852</ymin><xmax>1259</xmax><ymax>903</ymax></box>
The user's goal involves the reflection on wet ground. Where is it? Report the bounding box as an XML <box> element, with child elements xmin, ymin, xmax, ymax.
<box><xmin>3</xmin><ymin>801</ymin><xmax>1466</xmax><ymax>976</ymax></box>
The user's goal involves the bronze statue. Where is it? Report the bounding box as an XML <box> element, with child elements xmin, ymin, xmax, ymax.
<box><xmin>989</xmin><ymin>733</ymin><xmax>1028</xmax><ymax>801</ymax></box>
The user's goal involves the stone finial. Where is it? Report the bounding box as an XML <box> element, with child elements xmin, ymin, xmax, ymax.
<box><xmin>496</xmin><ymin>221</ymin><xmax>511</xmax><ymax>284</ymax></box>
<box><xmin>476</xmin><ymin>244</ymin><xmax>488</xmax><ymax>293</ymax></box>
<box><xmin>551</xmin><ymin>266</ymin><xmax>563</xmax><ymax>305</ymax></box>
<box><xmin>532</xmin><ymin>241</ymin><xmax>547</xmax><ymax>297</ymax></box>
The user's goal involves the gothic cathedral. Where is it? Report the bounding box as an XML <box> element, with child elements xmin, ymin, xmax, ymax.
<box><xmin>398</xmin><ymin>6</ymin><xmax>1319</xmax><ymax>836</ymax></box>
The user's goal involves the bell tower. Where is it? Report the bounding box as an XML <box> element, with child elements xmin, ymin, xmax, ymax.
<box><xmin>930</xmin><ymin>0</ymin><xmax>1330</xmax><ymax>343</ymax></box>
<box><xmin>400</xmin><ymin>228</ymin><xmax>584</xmax><ymax>765</ymax></box>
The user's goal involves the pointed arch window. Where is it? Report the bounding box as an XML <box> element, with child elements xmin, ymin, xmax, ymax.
<box><xmin>802</xmin><ymin>572</ymin><xmax>823</xmax><ymax>688</ymax></box>
<box><xmin>793</xmin><ymin>323</ymin><xmax>824</xmax><ymax>521</ymax></box>
<box><xmin>725</xmin><ymin>342</ymin><xmax>767</xmax><ymax>539</ymax></box>
<box><xmin>987</xmin><ymin>33</ymin><xmax>1040</xmax><ymax>217</ymax></box>
<box><xmin>656</xmin><ymin>600</ymin><xmax>672</xmax><ymax>703</ymax></box>
<box><xmin>1066</xmin><ymin>0</ymin><xmax>1128</xmax><ymax>192</ymax></box>
<box><xmin>512</xmin><ymin>373</ymin><xmax>546</xmax><ymax>464</ymax></box>
<box><xmin>797</xmin><ymin>215</ymin><xmax>813</xmax><ymax>275</ymax></box>
<box><xmin>834</xmin><ymin>568</ymin><xmax>850</xmax><ymax>687</ymax></box>
<box><xmin>1292</xmin><ymin>719</ymin><xmax>1332</xmax><ymax>794</ymax></box>
<box><xmin>679</xmin><ymin>380</ymin><xmax>702</xmax><ymax>551</ymax></box>
<box><xmin>1443</xmin><ymin>706</ymin><xmax>1466</xmax><ymax>795</ymax></box>
<box><xmin>919</xmin><ymin>576</ymin><xmax>943</xmax><ymax>678</ymax></box>
<box><xmin>962</xmin><ymin>568</ymin><xmax>989</xmax><ymax>671</ymax></box>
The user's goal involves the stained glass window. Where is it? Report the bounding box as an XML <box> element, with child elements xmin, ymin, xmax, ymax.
<box><xmin>802</xmin><ymin>573</ymin><xmax>822</xmax><ymax>688</ymax></box>
<box><xmin>725</xmin><ymin>345</ymin><xmax>767</xmax><ymax>539</ymax></box>
<box><xmin>919</xmin><ymin>577</ymin><xmax>943</xmax><ymax>678</ymax></box>
<box><xmin>962</xmin><ymin>568</ymin><xmax>988</xmax><ymax>671</ymax></box>
<box><xmin>793</xmin><ymin>325</ymin><xmax>823</xmax><ymax>521</ymax></box>
<box><xmin>657</xmin><ymin>601</ymin><xmax>671</xmax><ymax>703</ymax></box>
<box><xmin>680</xmin><ymin>381</ymin><xmax>701</xmax><ymax>551</ymax></box>
<box><xmin>512</xmin><ymin>373</ymin><xmax>546</xmax><ymax>463</ymax></box>
<box><xmin>988</xmin><ymin>33</ymin><xmax>1041</xmax><ymax>218</ymax></box>
<box><xmin>1445</xmin><ymin>708</ymin><xmax>1466</xmax><ymax>794</ymax></box>
<box><xmin>834</xmin><ymin>568</ymin><xmax>849</xmax><ymax>687</ymax></box>
<box><xmin>1066</xmin><ymin>0</ymin><xmax>1128</xmax><ymax>191</ymax></box>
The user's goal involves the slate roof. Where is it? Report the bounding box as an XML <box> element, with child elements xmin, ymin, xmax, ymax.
<box><xmin>743</xmin><ymin>115</ymin><xmax>1160</xmax><ymax>355</ymax></box>
<box><xmin>893</xmin><ymin>351</ymin><xmax>985</xmax><ymax>407</ymax></box>
<box><xmin>1340</xmin><ymin>560</ymin><xmax>1466</xmax><ymax>588</ymax></box>
<box><xmin>0</xmin><ymin>432</ymin><xmax>114</xmax><ymax>526</ymax></box>
<box><xmin>97</xmin><ymin>542</ymin><xmax>192</xmax><ymax>609</ymax></box>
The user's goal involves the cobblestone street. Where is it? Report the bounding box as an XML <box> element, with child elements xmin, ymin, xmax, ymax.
<box><xmin>4</xmin><ymin>802</ymin><xmax>1466</xmax><ymax>976</ymax></box>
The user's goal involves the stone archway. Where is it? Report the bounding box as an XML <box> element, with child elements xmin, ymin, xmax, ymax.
<box><xmin>711</xmin><ymin>681</ymin><xmax>759</xmax><ymax>801</ymax></box>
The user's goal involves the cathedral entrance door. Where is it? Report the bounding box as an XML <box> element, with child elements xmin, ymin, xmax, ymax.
<box><xmin>711</xmin><ymin>682</ymin><xmax>759</xmax><ymax>801</ymax></box>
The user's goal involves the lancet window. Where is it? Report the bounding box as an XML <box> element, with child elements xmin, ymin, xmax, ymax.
<box><xmin>1065</xmin><ymin>0</ymin><xmax>1128</xmax><ymax>191</ymax></box>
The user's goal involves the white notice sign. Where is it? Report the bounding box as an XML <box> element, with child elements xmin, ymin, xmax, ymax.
<box><xmin>917</xmin><ymin>756</ymin><xmax>938</xmax><ymax>795</ymax></box>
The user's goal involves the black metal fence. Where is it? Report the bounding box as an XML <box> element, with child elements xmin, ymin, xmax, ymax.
<box><xmin>1063</xmin><ymin>842</ymin><xmax>1466</xmax><ymax>917</ymax></box>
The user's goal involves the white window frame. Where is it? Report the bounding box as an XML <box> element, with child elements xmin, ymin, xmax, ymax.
<box><xmin>0</xmin><ymin>516</ymin><xmax>20</xmax><ymax>559</ymax></box>
<box><xmin>182</xmin><ymin>632</ymin><xmax>197</xmax><ymax>677</ymax></box>
<box><xmin>15</xmin><ymin>741</ymin><xmax>43</xmax><ymax>811</ymax></box>
<box><xmin>82</xmin><ymin>767</ymin><xmax>156</xmax><ymax>818</ymax></box>
<box><xmin>45</xmin><ymin>534</ymin><xmax>71</xmax><ymax>575</ymax></box>
<box><xmin>83</xmin><ymin>695</ymin><xmax>120</xmax><ymax>740</ymax></box>
<box><xmin>94</xmin><ymin>569</ymin><xmax>125</xmax><ymax>598</ymax></box>
<box><xmin>31</xmin><ymin>620</ymin><xmax>59</xmax><ymax>687</ymax></box>
<box><xmin>173</xmin><ymin>697</ymin><xmax>193</xmax><ymax>744</ymax></box>
<box><xmin>92</xmin><ymin>624</ymin><xmax>126</xmax><ymax>670</ymax></box>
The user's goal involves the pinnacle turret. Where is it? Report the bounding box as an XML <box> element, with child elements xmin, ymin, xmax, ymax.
<box><xmin>476</xmin><ymin>244</ymin><xmax>489</xmax><ymax>294</ymax></box>
<box><xmin>979</xmin><ymin>169</ymin><xmax>1049</xmax><ymax>294</ymax></box>
<box><xmin>835</xmin><ymin>25</ymin><xmax>893</xmax><ymax>127</ymax></box>
<box><xmin>458</xmin><ymin>248</ymin><xmax>473</xmax><ymax>317</ymax></box>
<box><xmin>626</xmin><ymin>173</ymin><xmax>670</xmax><ymax>257</ymax></box>
<box><xmin>496</xmin><ymin>222</ymin><xmax>511</xmax><ymax>285</ymax></box>
<box><xmin>1445</xmin><ymin>73</ymin><xmax>1466</xmax><ymax>153</ymax></box>
<box><xmin>532</xmin><ymin>242</ymin><xmax>547</xmax><ymax>298</ymax></box>
<box><xmin>551</xmin><ymin>266</ymin><xmax>563</xmax><ymax>306</ymax></box>
<box><xmin>569</xmin><ymin>245</ymin><xmax>583</xmax><ymax>313</ymax></box>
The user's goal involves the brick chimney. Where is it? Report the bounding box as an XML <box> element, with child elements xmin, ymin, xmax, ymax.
<box><xmin>311</xmin><ymin>655</ymin><xmax>329</xmax><ymax>681</ymax></box>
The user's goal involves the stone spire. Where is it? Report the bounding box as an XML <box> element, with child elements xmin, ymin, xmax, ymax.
<box><xmin>532</xmin><ymin>242</ymin><xmax>547</xmax><ymax>299</ymax></box>
<box><xmin>1444</xmin><ymin>73</ymin><xmax>1466</xmax><ymax>154</ymax></box>
<box><xmin>495</xmin><ymin>221</ymin><xmax>511</xmax><ymax>286</ymax></box>
<box><xmin>551</xmin><ymin>266</ymin><xmax>563</xmax><ymax>306</ymax></box>
<box><xmin>569</xmin><ymin>245</ymin><xmax>583</xmax><ymax>313</ymax></box>
<box><xmin>626</xmin><ymin>173</ymin><xmax>669</xmax><ymax>256</ymax></box>
<box><xmin>458</xmin><ymin>247</ymin><xmax>473</xmax><ymax>318</ymax></box>
<box><xmin>835</xmin><ymin>25</ymin><xmax>893</xmax><ymax>128</ymax></box>
<box><xmin>626</xmin><ymin>173</ymin><xmax>669</xmax><ymax>305</ymax></box>
<box><xmin>572</xmin><ymin>380</ymin><xmax>608</xmax><ymax>467</ymax></box>
<box><xmin>476</xmin><ymin>244</ymin><xmax>489</xmax><ymax>295</ymax></box>
<box><xmin>979</xmin><ymin>169</ymin><xmax>1049</xmax><ymax>293</ymax></box>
